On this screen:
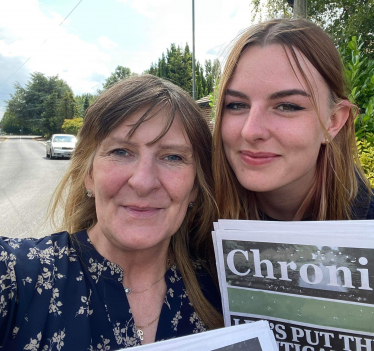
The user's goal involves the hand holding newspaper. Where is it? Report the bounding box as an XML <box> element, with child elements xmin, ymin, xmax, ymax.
<box><xmin>212</xmin><ymin>220</ymin><xmax>374</xmax><ymax>351</ymax></box>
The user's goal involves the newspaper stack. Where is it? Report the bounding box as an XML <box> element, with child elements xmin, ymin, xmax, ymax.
<box><xmin>129</xmin><ymin>320</ymin><xmax>277</xmax><ymax>350</ymax></box>
<box><xmin>212</xmin><ymin>220</ymin><xmax>374</xmax><ymax>351</ymax></box>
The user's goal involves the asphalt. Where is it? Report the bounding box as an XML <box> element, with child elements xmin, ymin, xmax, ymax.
<box><xmin>0</xmin><ymin>138</ymin><xmax>69</xmax><ymax>238</ymax></box>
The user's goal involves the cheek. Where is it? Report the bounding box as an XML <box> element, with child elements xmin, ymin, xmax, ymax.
<box><xmin>277</xmin><ymin>114</ymin><xmax>323</xmax><ymax>144</ymax></box>
<box><xmin>164</xmin><ymin>170</ymin><xmax>196</xmax><ymax>203</ymax></box>
<box><xmin>221</xmin><ymin>115</ymin><xmax>243</xmax><ymax>147</ymax></box>
<box><xmin>95</xmin><ymin>167</ymin><xmax>129</xmax><ymax>199</ymax></box>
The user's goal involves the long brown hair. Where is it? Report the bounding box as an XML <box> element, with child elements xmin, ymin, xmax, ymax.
<box><xmin>50</xmin><ymin>74</ymin><xmax>223</xmax><ymax>329</ymax></box>
<box><xmin>213</xmin><ymin>18</ymin><xmax>370</xmax><ymax>220</ymax></box>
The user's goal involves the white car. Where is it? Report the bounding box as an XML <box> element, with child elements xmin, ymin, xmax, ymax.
<box><xmin>46</xmin><ymin>134</ymin><xmax>77</xmax><ymax>159</ymax></box>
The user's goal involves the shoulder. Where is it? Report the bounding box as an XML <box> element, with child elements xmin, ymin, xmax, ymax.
<box><xmin>350</xmin><ymin>178</ymin><xmax>374</xmax><ymax>219</ymax></box>
<box><xmin>0</xmin><ymin>231</ymin><xmax>73</xmax><ymax>260</ymax></box>
<box><xmin>366</xmin><ymin>190</ymin><xmax>374</xmax><ymax>219</ymax></box>
<box><xmin>0</xmin><ymin>232</ymin><xmax>77</xmax><ymax>290</ymax></box>
<box><xmin>0</xmin><ymin>231</ymin><xmax>71</xmax><ymax>254</ymax></box>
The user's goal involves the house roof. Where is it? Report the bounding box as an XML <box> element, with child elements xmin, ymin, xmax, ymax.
<box><xmin>195</xmin><ymin>96</ymin><xmax>210</xmax><ymax>107</ymax></box>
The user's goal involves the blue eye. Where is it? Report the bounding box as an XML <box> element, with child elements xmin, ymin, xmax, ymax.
<box><xmin>277</xmin><ymin>103</ymin><xmax>305</xmax><ymax>112</ymax></box>
<box><xmin>226</xmin><ymin>102</ymin><xmax>249</xmax><ymax>110</ymax></box>
<box><xmin>111</xmin><ymin>149</ymin><xmax>129</xmax><ymax>156</ymax></box>
<box><xmin>165</xmin><ymin>155</ymin><xmax>182</xmax><ymax>162</ymax></box>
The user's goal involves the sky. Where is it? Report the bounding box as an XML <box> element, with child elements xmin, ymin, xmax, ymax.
<box><xmin>0</xmin><ymin>0</ymin><xmax>259</xmax><ymax>120</ymax></box>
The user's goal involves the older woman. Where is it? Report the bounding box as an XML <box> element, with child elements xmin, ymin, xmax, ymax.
<box><xmin>213</xmin><ymin>18</ymin><xmax>374</xmax><ymax>221</ymax></box>
<box><xmin>0</xmin><ymin>75</ymin><xmax>223</xmax><ymax>350</ymax></box>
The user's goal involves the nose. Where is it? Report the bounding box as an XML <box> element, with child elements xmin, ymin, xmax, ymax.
<box><xmin>127</xmin><ymin>156</ymin><xmax>160</xmax><ymax>197</ymax></box>
<box><xmin>241</xmin><ymin>105</ymin><xmax>270</xmax><ymax>143</ymax></box>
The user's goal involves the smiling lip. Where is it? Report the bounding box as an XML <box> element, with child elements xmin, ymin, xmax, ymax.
<box><xmin>124</xmin><ymin>206</ymin><xmax>162</xmax><ymax>219</ymax></box>
<box><xmin>240</xmin><ymin>151</ymin><xmax>280</xmax><ymax>166</ymax></box>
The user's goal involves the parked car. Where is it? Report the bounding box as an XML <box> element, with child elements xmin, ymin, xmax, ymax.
<box><xmin>46</xmin><ymin>134</ymin><xmax>77</xmax><ymax>159</ymax></box>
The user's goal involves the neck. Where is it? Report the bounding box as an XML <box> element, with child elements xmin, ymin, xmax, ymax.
<box><xmin>87</xmin><ymin>226</ymin><xmax>170</xmax><ymax>289</ymax></box>
<box><xmin>256</xmin><ymin>173</ymin><xmax>315</xmax><ymax>221</ymax></box>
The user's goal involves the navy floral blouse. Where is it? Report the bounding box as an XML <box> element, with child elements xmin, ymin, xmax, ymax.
<box><xmin>0</xmin><ymin>230</ymin><xmax>221</xmax><ymax>350</ymax></box>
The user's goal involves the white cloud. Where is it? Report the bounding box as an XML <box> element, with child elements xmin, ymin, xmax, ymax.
<box><xmin>115</xmin><ymin>0</ymin><xmax>255</xmax><ymax>73</ymax></box>
<box><xmin>0</xmin><ymin>0</ymin><xmax>258</xmax><ymax>99</ymax></box>
<box><xmin>98</xmin><ymin>36</ymin><xmax>118</xmax><ymax>50</ymax></box>
<box><xmin>116</xmin><ymin>0</ymin><xmax>173</xmax><ymax>18</ymax></box>
<box><xmin>0</xmin><ymin>0</ymin><xmax>112</xmax><ymax>95</ymax></box>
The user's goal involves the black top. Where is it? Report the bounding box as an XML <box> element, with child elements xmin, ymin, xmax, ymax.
<box><xmin>260</xmin><ymin>183</ymin><xmax>374</xmax><ymax>220</ymax></box>
<box><xmin>0</xmin><ymin>230</ymin><xmax>221</xmax><ymax>350</ymax></box>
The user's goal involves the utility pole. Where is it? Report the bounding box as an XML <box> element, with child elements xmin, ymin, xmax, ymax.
<box><xmin>293</xmin><ymin>0</ymin><xmax>307</xmax><ymax>18</ymax></box>
<box><xmin>192</xmin><ymin>0</ymin><xmax>196</xmax><ymax>100</ymax></box>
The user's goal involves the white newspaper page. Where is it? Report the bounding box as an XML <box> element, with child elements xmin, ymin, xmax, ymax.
<box><xmin>126</xmin><ymin>320</ymin><xmax>277</xmax><ymax>351</ymax></box>
<box><xmin>213</xmin><ymin>220</ymin><xmax>374</xmax><ymax>351</ymax></box>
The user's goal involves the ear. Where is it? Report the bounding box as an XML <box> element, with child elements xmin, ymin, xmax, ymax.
<box><xmin>326</xmin><ymin>100</ymin><xmax>351</xmax><ymax>140</ymax></box>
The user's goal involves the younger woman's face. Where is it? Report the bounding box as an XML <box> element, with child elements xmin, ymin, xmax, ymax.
<box><xmin>221</xmin><ymin>44</ymin><xmax>333</xmax><ymax>197</ymax></box>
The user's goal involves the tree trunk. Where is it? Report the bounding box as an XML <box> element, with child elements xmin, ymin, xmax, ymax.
<box><xmin>293</xmin><ymin>0</ymin><xmax>307</xmax><ymax>18</ymax></box>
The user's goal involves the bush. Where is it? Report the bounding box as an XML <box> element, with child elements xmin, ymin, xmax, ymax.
<box><xmin>342</xmin><ymin>36</ymin><xmax>374</xmax><ymax>140</ymax></box>
<box><xmin>357</xmin><ymin>138</ymin><xmax>374</xmax><ymax>187</ymax></box>
<box><xmin>61</xmin><ymin>118</ymin><xmax>83</xmax><ymax>135</ymax></box>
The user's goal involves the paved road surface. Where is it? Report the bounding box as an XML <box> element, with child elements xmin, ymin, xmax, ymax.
<box><xmin>0</xmin><ymin>138</ymin><xmax>69</xmax><ymax>238</ymax></box>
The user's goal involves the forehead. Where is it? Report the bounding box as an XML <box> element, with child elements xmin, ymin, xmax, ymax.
<box><xmin>103</xmin><ymin>106</ymin><xmax>191</xmax><ymax>146</ymax></box>
<box><xmin>230</xmin><ymin>44</ymin><xmax>328</xmax><ymax>96</ymax></box>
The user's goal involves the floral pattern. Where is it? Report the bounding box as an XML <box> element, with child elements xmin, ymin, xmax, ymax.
<box><xmin>0</xmin><ymin>231</ymin><xmax>221</xmax><ymax>350</ymax></box>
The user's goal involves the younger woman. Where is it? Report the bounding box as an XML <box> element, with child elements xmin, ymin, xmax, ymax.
<box><xmin>213</xmin><ymin>19</ymin><xmax>374</xmax><ymax>221</ymax></box>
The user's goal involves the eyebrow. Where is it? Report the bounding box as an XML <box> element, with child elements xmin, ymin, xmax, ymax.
<box><xmin>225</xmin><ymin>88</ymin><xmax>310</xmax><ymax>100</ymax></box>
<box><xmin>225</xmin><ymin>89</ymin><xmax>249</xmax><ymax>100</ymax></box>
<box><xmin>103</xmin><ymin>137</ymin><xmax>193</xmax><ymax>154</ymax></box>
<box><xmin>269</xmin><ymin>89</ymin><xmax>311</xmax><ymax>99</ymax></box>
<box><xmin>159</xmin><ymin>144</ymin><xmax>193</xmax><ymax>154</ymax></box>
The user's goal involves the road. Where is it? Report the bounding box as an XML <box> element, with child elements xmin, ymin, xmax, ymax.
<box><xmin>0</xmin><ymin>137</ymin><xmax>69</xmax><ymax>238</ymax></box>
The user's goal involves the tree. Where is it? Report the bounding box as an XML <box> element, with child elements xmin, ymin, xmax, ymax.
<box><xmin>42</xmin><ymin>92</ymin><xmax>60</xmax><ymax>136</ymax></box>
<box><xmin>1</xmin><ymin>111</ymin><xmax>32</xmax><ymax>134</ymax></box>
<box><xmin>250</xmin><ymin>0</ymin><xmax>374</xmax><ymax>57</ymax></box>
<box><xmin>103</xmin><ymin>66</ymin><xmax>132</xmax><ymax>89</ymax></box>
<box><xmin>83</xmin><ymin>96</ymin><xmax>89</xmax><ymax>112</ymax></box>
<box><xmin>75</xmin><ymin>93</ymin><xmax>98</xmax><ymax>118</ymax></box>
<box><xmin>6</xmin><ymin>83</ymin><xmax>28</xmax><ymax>133</ymax></box>
<box><xmin>58</xmin><ymin>90</ymin><xmax>78</xmax><ymax>121</ymax></box>
<box><xmin>205</xmin><ymin>59</ymin><xmax>221</xmax><ymax>96</ymax></box>
<box><xmin>145</xmin><ymin>43</ymin><xmax>221</xmax><ymax>98</ymax></box>
<box><xmin>62</xmin><ymin>117</ymin><xmax>83</xmax><ymax>135</ymax></box>
<box><xmin>4</xmin><ymin>73</ymin><xmax>75</xmax><ymax>136</ymax></box>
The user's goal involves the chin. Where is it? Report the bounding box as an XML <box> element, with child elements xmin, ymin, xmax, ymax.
<box><xmin>238</xmin><ymin>177</ymin><xmax>277</xmax><ymax>193</ymax></box>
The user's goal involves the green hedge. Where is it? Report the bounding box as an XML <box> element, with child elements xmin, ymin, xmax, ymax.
<box><xmin>357</xmin><ymin>138</ymin><xmax>374</xmax><ymax>187</ymax></box>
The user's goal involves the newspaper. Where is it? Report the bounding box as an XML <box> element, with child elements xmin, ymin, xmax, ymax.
<box><xmin>126</xmin><ymin>320</ymin><xmax>277</xmax><ymax>350</ymax></box>
<box><xmin>213</xmin><ymin>220</ymin><xmax>374</xmax><ymax>351</ymax></box>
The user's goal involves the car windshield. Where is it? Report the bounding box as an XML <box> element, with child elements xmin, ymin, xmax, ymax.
<box><xmin>53</xmin><ymin>136</ymin><xmax>75</xmax><ymax>143</ymax></box>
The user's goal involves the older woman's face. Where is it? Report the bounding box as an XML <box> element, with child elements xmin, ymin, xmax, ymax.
<box><xmin>221</xmin><ymin>44</ymin><xmax>332</xmax><ymax>197</ymax></box>
<box><xmin>85</xmin><ymin>108</ymin><xmax>197</xmax><ymax>254</ymax></box>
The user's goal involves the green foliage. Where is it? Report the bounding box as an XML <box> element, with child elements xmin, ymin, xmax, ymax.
<box><xmin>1</xmin><ymin>111</ymin><xmax>32</xmax><ymax>134</ymax></box>
<box><xmin>42</xmin><ymin>92</ymin><xmax>60</xmax><ymax>137</ymax></box>
<box><xmin>208</xmin><ymin>78</ymin><xmax>220</xmax><ymax>122</ymax></box>
<box><xmin>83</xmin><ymin>96</ymin><xmax>89</xmax><ymax>112</ymax></box>
<box><xmin>4</xmin><ymin>72</ymin><xmax>74</xmax><ymax>136</ymax></box>
<box><xmin>103</xmin><ymin>66</ymin><xmax>133</xmax><ymax>90</ymax></box>
<box><xmin>146</xmin><ymin>44</ymin><xmax>221</xmax><ymax>99</ymax></box>
<box><xmin>250</xmin><ymin>0</ymin><xmax>374</xmax><ymax>58</ymax></box>
<box><xmin>357</xmin><ymin>137</ymin><xmax>374</xmax><ymax>187</ymax></box>
<box><xmin>58</xmin><ymin>90</ymin><xmax>78</xmax><ymax>121</ymax></box>
<box><xmin>62</xmin><ymin>117</ymin><xmax>83</xmax><ymax>135</ymax></box>
<box><xmin>342</xmin><ymin>36</ymin><xmax>374</xmax><ymax>140</ymax></box>
<box><xmin>75</xmin><ymin>93</ymin><xmax>98</xmax><ymax>118</ymax></box>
